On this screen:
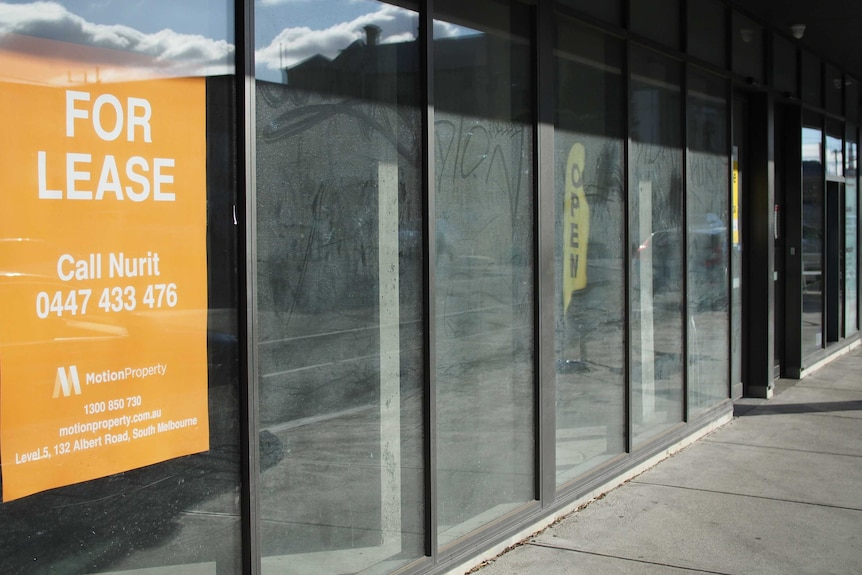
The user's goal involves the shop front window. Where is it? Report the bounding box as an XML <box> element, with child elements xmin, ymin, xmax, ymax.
<box><xmin>554</xmin><ymin>19</ymin><xmax>625</xmax><ymax>485</ymax></box>
<box><xmin>629</xmin><ymin>47</ymin><xmax>684</xmax><ymax>445</ymax></box>
<box><xmin>253</xmin><ymin>1</ymin><xmax>426</xmax><ymax>572</ymax></box>
<box><xmin>433</xmin><ymin>0</ymin><xmax>536</xmax><ymax>548</ymax></box>
<box><xmin>802</xmin><ymin>123</ymin><xmax>824</xmax><ymax>355</ymax></box>
<box><xmin>846</xmin><ymin>135</ymin><xmax>858</xmax><ymax>335</ymax></box>
<box><xmin>0</xmin><ymin>1</ymin><xmax>241</xmax><ymax>572</ymax></box>
<box><xmin>687</xmin><ymin>70</ymin><xmax>729</xmax><ymax>415</ymax></box>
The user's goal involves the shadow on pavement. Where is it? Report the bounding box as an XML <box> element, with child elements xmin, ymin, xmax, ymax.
<box><xmin>735</xmin><ymin>400</ymin><xmax>862</xmax><ymax>416</ymax></box>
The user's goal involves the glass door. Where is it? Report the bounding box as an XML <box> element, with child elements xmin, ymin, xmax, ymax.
<box><xmin>801</xmin><ymin>117</ymin><xmax>824</xmax><ymax>356</ymax></box>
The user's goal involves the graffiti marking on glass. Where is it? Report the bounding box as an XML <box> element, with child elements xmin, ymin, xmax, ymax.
<box><xmin>564</xmin><ymin>143</ymin><xmax>590</xmax><ymax>312</ymax></box>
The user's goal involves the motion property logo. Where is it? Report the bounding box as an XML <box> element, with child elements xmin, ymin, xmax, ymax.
<box><xmin>53</xmin><ymin>366</ymin><xmax>82</xmax><ymax>398</ymax></box>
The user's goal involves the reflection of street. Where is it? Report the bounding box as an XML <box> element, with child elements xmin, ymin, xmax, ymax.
<box><xmin>556</xmin><ymin>258</ymin><xmax>625</xmax><ymax>483</ymax></box>
<box><xmin>435</xmin><ymin>255</ymin><xmax>534</xmax><ymax>546</ymax></box>
<box><xmin>256</xmin><ymin>305</ymin><xmax>424</xmax><ymax>573</ymax></box>
<box><xmin>632</xmin><ymin>285</ymin><xmax>684</xmax><ymax>444</ymax></box>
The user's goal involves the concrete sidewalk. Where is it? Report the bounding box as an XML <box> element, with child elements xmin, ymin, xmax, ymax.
<box><xmin>472</xmin><ymin>346</ymin><xmax>862</xmax><ymax>575</ymax></box>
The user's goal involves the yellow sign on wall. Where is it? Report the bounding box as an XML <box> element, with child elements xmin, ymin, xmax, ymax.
<box><xmin>732</xmin><ymin>154</ymin><xmax>740</xmax><ymax>245</ymax></box>
<box><xmin>0</xmin><ymin>78</ymin><xmax>209</xmax><ymax>501</ymax></box>
<box><xmin>563</xmin><ymin>143</ymin><xmax>590</xmax><ymax>312</ymax></box>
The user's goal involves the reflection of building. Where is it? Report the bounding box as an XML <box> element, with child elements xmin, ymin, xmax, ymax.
<box><xmin>2</xmin><ymin>1</ymin><xmax>862</xmax><ymax>575</ymax></box>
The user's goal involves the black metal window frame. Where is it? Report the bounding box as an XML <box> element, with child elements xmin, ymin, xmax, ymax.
<box><xmin>232</xmin><ymin>1</ymin><xmax>857</xmax><ymax>573</ymax></box>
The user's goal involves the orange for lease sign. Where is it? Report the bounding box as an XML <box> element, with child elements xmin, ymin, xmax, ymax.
<box><xmin>0</xmin><ymin>77</ymin><xmax>209</xmax><ymax>501</ymax></box>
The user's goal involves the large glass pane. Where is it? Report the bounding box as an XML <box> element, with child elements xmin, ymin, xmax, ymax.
<box><xmin>433</xmin><ymin>0</ymin><xmax>535</xmax><ymax>547</ymax></box>
<box><xmin>687</xmin><ymin>0</ymin><xmax>726</xmax><ymax>68</ymax></box>
<box><xmin>556</xmin><ymin>0</ymin><xmax>622</xmax><ymax>26</ymax></box>
<box><xmin>253</xmin><ymin>2</ymin><xmax>425</xmax><ymax>572</ymax></box>
<box><xmin>630</xmin><ymin>48</ymin><xmax>684</xmax><ymax>445</ymax></box>
<box><xmin>0</xmin><ymin>1</ymin><xmax>240</xmax><ymax>572</ymax></box>
<box><xmin>554</xmin><ymin>20</ymin><xmax>625</xmax><ymax>485</ymax></box>
<box><xmin>730</xmin><ymin>98</ymin><xmax>745</xmax><ymax>394</ymax></box>
<box><xmin>826</xmin><ymin>133</ymin><xmax>844</xmax><ymax>178</ymax></box>
<box><xmin>846</xmin><ymin>133</ymin><xmax>858</xmax><ymax>335</ymax></box>
<box><xmin>802</xmin><ymin>122</ymin><xmax>824</xmax><ymax>356</ymax></box>
<box><xmin>631</xmin><ymin>0</ymin><xmax>680</xmax><ymax>49</ymax></box>
<box><xmin>687</xmin><ymin>70</ymin><xmax>729</xmax><ymax>415</ymax></box>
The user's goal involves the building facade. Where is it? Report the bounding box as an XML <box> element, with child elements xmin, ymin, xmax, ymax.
<box><xmin>0</xmin><ymin>0</ymin><xmax>858</xmax><ymax>573</ymax></box>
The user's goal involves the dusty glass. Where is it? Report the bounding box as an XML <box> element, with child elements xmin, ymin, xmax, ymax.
<box><xmin>253</xmin><ymin>1</ymin><xmax>426</xmax><ymax>572</ymax></box>
<box><xmin>629</xmin><ymin>47</ymin><xmax>684</xmax><ymax>445</ymax></box>
<box><xmin>846</xmin><ymin>136</ymin><xmax>858</xmax><ymax>335</ymax></box>
<box><xmin>0</xmin><ymin>1</ymin><xmax>241</xmax><ymax>573</ymax></box>
<box><xmin>687</xmin><ymin>70</ymin><xmax>730</xmax><ymax>415</ymax></box>
<box><xmin>433</xmin><ymin>0</ymin><xmax>536</xmax><ymax>548</ymax></box>
<box><xmin>554</xmin><ymin>19</ymin><xmax>625</xmax><ymax>485</ymax></box>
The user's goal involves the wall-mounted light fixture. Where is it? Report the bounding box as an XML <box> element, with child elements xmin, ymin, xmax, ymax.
<box><xmin>790</xmin><ymin>24</ymin><xmax>806</xmax><ymax>39</ymax></box>
<box><xmin>740</xmin><ymin>28</ymin><xmax>754</xmax><ymax>43</ymax></box>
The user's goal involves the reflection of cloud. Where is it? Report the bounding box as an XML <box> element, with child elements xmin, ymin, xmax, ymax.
<box><xmin>0</xmin><ymin>1</ymin><xmax>233</xmax><ymax>81</ymax></box>
<box><xmin>255</xmin><ymin>4</ymin><xmax>464</xmax><ymax>72</ymax></box>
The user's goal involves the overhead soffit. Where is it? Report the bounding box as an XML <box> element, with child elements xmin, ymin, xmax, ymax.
<box><xmin>731</xmin><ymin>0</ymin><xmax>862</xmax><ymax>82</ymax></box>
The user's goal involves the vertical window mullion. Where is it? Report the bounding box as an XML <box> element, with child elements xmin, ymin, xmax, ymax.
<box><xmin>237</xmin><ymin>0</ymin><xmax>261</xmax><ymax>572</ymax></box>
<box><xmin>624</xmin><ymin>40</ymin><xmax>633</xmax><ymax>454</ymax></box>
<box><xmin>422</xmin><ymin>0</ymin><xmax>438</xmax><ymax>561</ymax></box>
<box><xmin>535</xmin><ymin>0</ymin><xmax>556</xmax><ymax>507</ymax></box>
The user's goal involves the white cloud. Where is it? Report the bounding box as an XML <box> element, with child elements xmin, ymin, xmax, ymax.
<box><xmin>0</xmin><ymin>1</ymin><xmax>234</xmax><ymax>81</ymax></box>
<box><xmin>255</xmin><ymin>5</ymin><xmax>410</xmax><ymax>71</ymax></box>
<box><xmin>258</xmin><ymin>0</ymin><xmax>310</xmax><ymax>5</ymax></box>
<box><xmin>255</xmin><ymin>4</ymin><xmax>465</xmax><ymax>72</ymax></box>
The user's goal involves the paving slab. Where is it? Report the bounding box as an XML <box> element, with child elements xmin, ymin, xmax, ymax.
<box><xmin>703</xmin><ymin>411</ymin><xmax>862</xmax><ymax>456</ymax></box>
<box><xmin>633</xmin><ymin>438</ymin><xmax>862</xmax><ymax>510</ymax></box>
<box><xmin>534</xmin><ymin>482</ymin><xmax>862</xmax><ymax>575</ymax></box>
<box><xmin>797</xmin><ymin>356</ymin><xmax>862</xmax><ymax>392</ymax></box>
<box><xmin>800</xmin><ymin>364</ymin><xmax>861</xmax><ymax>385</ymax></box>
<box><xmin>476</xmin><ymin>543</ymin><xmax>719</xmax><ymax>575</ymax></box>
<box><xmin>752</xmin><ymin>386</ymin><xmax>862</xmax><ymax>419</ymax></box>
<box><xmin>473</xmin><ymin>347</ymin><xmax>862</xmax><ymax>575</ymax></box>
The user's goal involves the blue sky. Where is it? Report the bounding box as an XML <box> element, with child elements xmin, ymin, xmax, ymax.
<box><xmin>0</xmin><ymin>1</ymin><xmax>466</xmax><ymax>82</ymax></box>
<box><xmin>2</xmin><ymin>0</ymin><xmax>233</xmax><ymax>39</ymax></box>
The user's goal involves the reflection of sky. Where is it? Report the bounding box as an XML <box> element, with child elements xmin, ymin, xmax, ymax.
<box><xmin>802</xmin><ymin>127</ymin><xmax>821</xmax><ymax>164</ymax></box>
<box><xmin>826</xmin><ymin>135</ymin><xmax>843</xmax><ymax>175</ymax></box>
<box><xmin>0</xmin><ymin>1</ymin><xmax>471</xmax><ymax>84</ymax></box>
<box><xmin>0</xmin><ymin>1</ymin><xmax>234</xmax><ymax>81</ymax></box>
<box><xmin>254</xmin><ymin>0</ymin><xmax>371</xmax><ymax>48</ymax></box>
<box><xmin>1</xmin><ymin>0</ymin><xmax>232</xmax><ymax>40</ymax></box>
<box><xmin>254</xmin><ymin>0</ymin><xmax>421</xmax><ymax>83</ymax></box>
<box><xmin>253</xmin><ymin>0</ymin><xmax>469</xmax><ymax>83</ymax></box>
